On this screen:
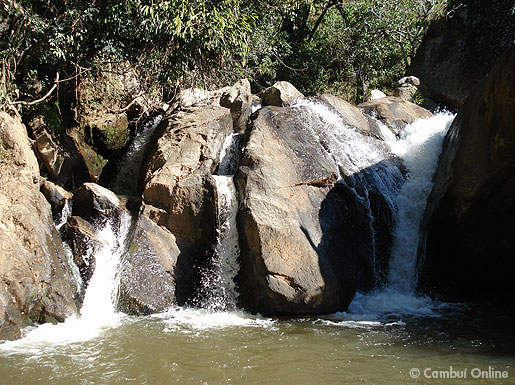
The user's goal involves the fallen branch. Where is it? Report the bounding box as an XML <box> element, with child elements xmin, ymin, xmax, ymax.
<box><xmin>10</xmin><ymin>73</ymin><xmax>59</xmax><ymax>107</ymax></box>
<box><xmin>107</xmin><ymin>91</ymin><xmax>144</xmax><ymax>114</ymax></box>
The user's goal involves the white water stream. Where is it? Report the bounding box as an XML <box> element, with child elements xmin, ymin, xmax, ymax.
<box><xmin>197</xmin><ymin>133</ymin><xmax>242</xmax><ymax>311</ymax></box>
<box><xmin>349</xmin><ymin>111</ymin><xmax>455</xmax><ymax>317</ymax></box>
<box><xmin>293</xmin><ymin>100</ymin><xmax>455</xmax><ymax>317</ymax></box>
<box><xmin>0</xmin><ymin>213</ymin><xmax>132</xmax><ymax>351</ymax></box>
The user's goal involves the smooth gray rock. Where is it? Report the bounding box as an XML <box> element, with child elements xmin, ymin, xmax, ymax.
<box><xmin>117</xmin><ymin>212</ymin><xmax>180</xmax><ymax>314</ymax></box>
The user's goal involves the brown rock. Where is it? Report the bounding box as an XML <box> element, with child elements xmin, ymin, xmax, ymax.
<box><xmin>40</xmin><ymin>179</ymin><xmax>73</xmax><ymax>218</ymax></box>
<box><xmin>117</xmin><ymin>211</ymin><xmax>180</xmax><ymax>314</ymax></box>
<box><xmin>235</xmin><ymin>106</ymin><xmax>400</xmax><ymax>315</ymax></box>
<box><xmin>261</xmin><ymin>81</ymin><xmax>304</xmax><ymax>107</ymax></box>
<box><xmin>358</xmin><ymin>96</ymin><xmax>432</xmax><ymax>133</ymax></box>
<box><xmin>141</xmin><ymin>105</ymin><xmax>233</xmax><ymax>303</ymax></box>
<box><xmin>220</xmin><ymin>79</ymin><xmax>253</xmax><ymax>132</ymax></box>
<box><xmin>72</xmin><ymin>182</ymin><xmax>137</xmax><ymax>224</ymax></box>
<box><xmin>0</xmin><ymin>112</ymin><xmax>79</xmax><ymax>340</ymax></box>
<box><xmin>393</xmin><ymin>84</ymin><xmax>418</xmax><ymax>101</ymax></box>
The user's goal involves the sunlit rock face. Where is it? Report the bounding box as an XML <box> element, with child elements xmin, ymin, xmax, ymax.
<box><xmin>235</xmin><ymin>101</ymin><xmax>405</xmax><ymax>315</ymax></box>
<box><xmin>140</xmin><ymin>105</ymin><xmax>234</xmax><ymax>304</ymax></box>
<box><xmin>0</xmin><ymin>112</ymin><xmax>79</xmax><ymax>340</ymax></box>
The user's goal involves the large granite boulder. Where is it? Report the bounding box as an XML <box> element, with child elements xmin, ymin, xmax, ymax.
<box><xmin>408</xmin><ymin>0</ymin><xmax>515</xmax><ymax>109</ymax></box>
<box><xmin>235</xmin><ymin>104</ymin><xmax>402</xmax><ymax>315</ymax></box>
<box><xmin>0</xmin><ymin>112</ymin><xmax>79</xmax><ymax>340</ymax></box>
<box><xmin>419</xmin><ymin>47</ymin><xmax>515</xmax><ymax>301</ymax></box>
<box><xmin>358</xmin><ymin>96</ymin><xmax>432</xmax><ymax>134</ymax></box>
<box><xmin>117</xmin><ymin>212</ymin><xmax>180</xmax><ymax>314</ymax></box>
<box><xmin>220</xmin><ymin>79</ymin><xmax>253</xmax><ymax>133</ymax></box>
<box><xmin>261</xmin><ymin>81</ymin><xmax>304</xmax><ymax>107</ymax></box>
<box><xmin>141</xmin><ymin>105</ymin><xmax>233</xmax><ymax>304</ymax></box>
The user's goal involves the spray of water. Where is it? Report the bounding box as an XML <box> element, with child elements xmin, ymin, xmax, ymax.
<box><xmin>0</xmin><ymin>213</ymin><xmax>132</xmax><ymax>351</ymax></box>
<box><xmin>349</xmin><ymin>112</ymin><xmax>455</xmax><ymax>317</ymax></box>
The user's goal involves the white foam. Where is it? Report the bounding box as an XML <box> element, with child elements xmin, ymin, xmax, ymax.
<box><xmin>0</xmin><ymin>214</ymin><xmax>131</xmax><ymax>353</ymax></box>
<box><xmin>386</xmin><ymin>112</ymin><xmax>455</xmax><ymax>292</ymax></box>
<box><xmin>153</xmin><ymin>308</ymin><xmax>276</xmax><ymax>333</ymax></box>
<box><xmin>317</xmin><ymin>318</ymin><xmax>406</xmax><ymax>329</ymax></box>
<box><xmin>217</xmin><ymin>133</ymin><xmax>242</xmax><ymax>176</ymax></box>
<box><xmin>344</xmin><ymin>112</ymin><xmax>456</xmax><ymax>319</ymax></box>
<box><xmin>198</xmin><ymin>175</ymin><xmax>241</xmax><ymax>311</ymax></box>
<box><xmin>55</xmin><ymin>199</ymin><xmax>72</xmax><ymax>231</ymax></box>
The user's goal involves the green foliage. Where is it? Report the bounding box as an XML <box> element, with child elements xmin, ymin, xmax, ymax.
<box><xmin>254</xmin><ymin>0</ymin><xmax>449</xmax><ymax>101</ymax></box>
<box><xmin>1</xmin><ymin>0</ymin><xmax>451</xmax><ymax>112</ymax></box>
<box><xmin>410</xmin><ymin>90</ymin><xmax>425</xmax><ymax>106</ymax></box>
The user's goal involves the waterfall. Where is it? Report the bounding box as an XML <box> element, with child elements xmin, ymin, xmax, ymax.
<box><xmin>348</xmin><ymin>112</ymin><xmax>455</xmax><ymax>317</ymax></box>
<box><xmin>292</xmin><ymin>100</ymin><xmax>404</xmax><ymax>281</ymax></box>
<box><xmin>78</xmin><ymin>212</ymin><xmax>131</xmax><ymax>325</ymax></box>
<box><xmin>112</xmin><ymin>114</ymin><xmax>163</xmax><ymax>195</ymax></box>
<box><xmin>2</xmin><ymin>212</ymin><xmax>132</xmax><ymax>348</ymax></box>
<box><xmin>291</xmin><ymin>99</ymin><xmax>455</xmax><ymax>315</ymax></box>
<box><xmin>52</xmin><ymin>199</ymin><xmax>83</xmax><ymax>292</ymax></box>
<box><xmin>385</xmin><ymin>112</ymin><xmax>455</xmax><ymax>292</ymax></box>
<box><xmin>197</xmin><ymin>133</ymin><xmax>242</xmax><ymax>311</ymax></box>
<box><xmin>55</xmin><ymin>199</ymin><xmax>72</xmax><ymax>231</ymax></box>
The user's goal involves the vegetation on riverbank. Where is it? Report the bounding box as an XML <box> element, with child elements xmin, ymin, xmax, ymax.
<box><xmin>1</xmin><ymin>0</ymin><xmax>452</xmax><ymax>115</ymax></box>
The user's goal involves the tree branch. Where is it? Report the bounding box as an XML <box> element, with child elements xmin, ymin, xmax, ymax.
<box><xmin>308</xmin><ymin>0</ymin><xmax>336</xmax><ymax>41</ymax></box>
<box><xmin>107</xmin><ymin>91</ymin><xmax>144</xmax><ymax>114</ymax></box>
<box><xmin>10</xmin><ymin>72</ymin><xmax>59</xmax><ymax>106</ymax></box>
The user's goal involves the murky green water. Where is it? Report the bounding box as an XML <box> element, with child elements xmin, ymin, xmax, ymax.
<box><xmin>0</xmin><ymin>305</ymin><xmax>513</xmax><ymax>385</ymax></box>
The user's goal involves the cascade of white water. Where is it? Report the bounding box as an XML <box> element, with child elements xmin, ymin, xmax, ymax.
<box><xmin>197</xmin><ymin>133</ymin><xmax>242</xmax><ymax>311</ymax></box>
<box><xmin>201</xmin><ymin>175</ymin><xmax>241</xmax><ymax>311</ymax></box>
<box><xmin>55</xmin><ymin>199</ymin><xmax>72</xmax><ymax>231</ymax></box>
<box><xmin>292</xmin><ymin>100</ymin><xmax>404</xmax><ymax>280</ymax></box>
<box><xmin>291</xmin><ymin>100</ymin><xmax>455</xmax><ymax>315</ymax></box>
<box><xmin>347</xmin><ymin>112</ymin><xmax>455</xmax><ymax>317</ymax></box>
<box><xmin>1</xmin><ymin>212</ymin><xmax>132</xmax><ymax>348</ymax></box>
<box><xmin>384</xmin><ymin>112</ymin><xmax>455</xmax><ymax>292</ymax></box>
<box><xmin>79</xmin><ymin>212</ymin><xmax>131</xmax><ymax>323</ymax></box>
